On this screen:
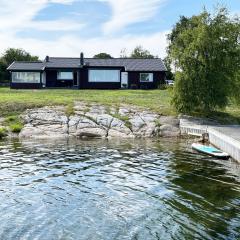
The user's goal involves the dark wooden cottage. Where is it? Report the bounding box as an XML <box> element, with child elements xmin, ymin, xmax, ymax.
<box><xmin>7</xmin><ymin>53</ymin><xmax>167</xmax><ymax>89</ymax></box>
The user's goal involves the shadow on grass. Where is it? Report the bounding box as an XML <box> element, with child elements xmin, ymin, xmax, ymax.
<box><xmin>189</xmin><ymin>110</ymin><xmax>240</xmax><ymax>125</ymax></box>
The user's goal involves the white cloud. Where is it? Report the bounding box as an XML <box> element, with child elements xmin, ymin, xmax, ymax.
<box><xmin>0</xmin><ymin>31</ymin><xmax>169</xmax><ymax>59</ymax></box>
<box><xmin>0</xmin><ymin>0</ymin><xmax>169</xmax><ymax>60</ymax></box>
<box><xmin>0</xmin><ymin>0</ymin><xmax>78</xmax><ymax>32</ymax></box>
<box><xmin>27</xmin><ymin>19</ymin><xmax>84</xmax><ymax>31</ymax></box>
<box><xmin>103</xmin><ymin>0</ymin><xmax>166</xmax><ymax>34</ymax></box>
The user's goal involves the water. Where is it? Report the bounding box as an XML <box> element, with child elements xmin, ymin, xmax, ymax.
<box><xmin>0</xmin><ymin>138</ymin><xmax>240</xmax><ymax>240</ymax></box>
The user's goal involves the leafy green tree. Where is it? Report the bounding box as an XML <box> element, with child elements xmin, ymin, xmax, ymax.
<box><xmin>168</xmin><ymin>8</ymin><xmax>240</xmax><ymax>113</ymax></box>
<box><xmin>0</xmin><ymin>48</ymin><xmax>39</xmax><ymax>81</ymax></box>
<box><xmin>130</xmin><ymin>46</ymin><xmax>155</xmax><ymax>59</ymax></box>
<box><xmin>163</xmin><ymin>57</ymin><xmax>175</xmax><ymax>80</ymax></box>
<box><xmin>93</xmin><ymin>53</ymin><xmax>113</xmax><ymax>59</ymax></box>
<box><xmin>2</xmin><ymin>48</ymin><xmax>39</xmax><ymax>66</ymax></box>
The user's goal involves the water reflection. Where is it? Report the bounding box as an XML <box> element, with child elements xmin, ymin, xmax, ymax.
<box><xmin>0</xmin><ymin>138</ymin><xmax>239</xmax><ymax>240</ymax></box>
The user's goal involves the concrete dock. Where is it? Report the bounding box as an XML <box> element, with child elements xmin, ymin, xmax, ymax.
<box><xmin>180</xmin><ymin>117</ymin><xmax>240</xmax><ymax>163</ymax></box>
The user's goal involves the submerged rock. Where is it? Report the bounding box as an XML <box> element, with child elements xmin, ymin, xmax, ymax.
<box><xmin>19</xmin><ymin>103</ymin><xmax>180</xmax><ymax>139</ymax></box>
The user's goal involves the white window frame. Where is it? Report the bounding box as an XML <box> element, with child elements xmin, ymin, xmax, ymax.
<box><xmin>88</xmin><ymin>69</ymin><xmax>120</xmax><ymax>83</ymax></box>
<box><xmin>57</xmin><ymin>71</ymin><xmax>73</xmax><ymax>80</ymax></box>
<box><xmin>12</xmin><ymin>72</ymin><xmax>41</xmax><ymax>83</ymax></box>
<box><xmin>140</xmin><ymin>73</ymin><xmax>153</xmax><ymax>82</ymax></box>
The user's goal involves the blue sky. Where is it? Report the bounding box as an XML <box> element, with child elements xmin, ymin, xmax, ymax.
<box><xmin>0</xmin><ymin>0</ymin><xmax>239</xmax><ymax>58</ymax></box>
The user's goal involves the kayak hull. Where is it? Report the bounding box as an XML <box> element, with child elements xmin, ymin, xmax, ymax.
<box><xmin>192</xmin><ymin>143</ymin><xmax>230</xmax><ymax>160</ymax></box>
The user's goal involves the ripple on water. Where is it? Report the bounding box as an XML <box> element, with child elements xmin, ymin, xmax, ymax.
<box><xmin>0</xmin><ymin>138</ymin><xmax>239</xmax><ymax>240</ymax></box>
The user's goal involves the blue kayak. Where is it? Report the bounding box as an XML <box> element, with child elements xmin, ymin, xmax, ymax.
<box><xmin>192</xmin><ymin>143</ymin><xmax>230</xmax><ymax>159</ymax></box>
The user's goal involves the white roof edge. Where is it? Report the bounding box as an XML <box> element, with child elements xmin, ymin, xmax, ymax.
<box><xmin>7</xmin><ymin>61</ymin><xmax>16</xmax><ymax>71</ymax></box>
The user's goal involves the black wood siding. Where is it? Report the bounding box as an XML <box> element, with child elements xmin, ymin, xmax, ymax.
<box><xmin>128</xmin><ymin>71</ymin><xmax>166</xmax><ymax>89</ymax></box>
<box><xmin>11</xmin><ymin>68</ymin><xmax>166</xmax><ymax>89</ymax></box>
<box><xmin>10</xmin><ymin>83</ymin><xmax>42</xmax><ymax>89</ymax></box>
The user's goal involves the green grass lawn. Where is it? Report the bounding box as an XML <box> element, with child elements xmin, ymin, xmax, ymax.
<box><xmin>0</xmin><ymin>87</ymin><xmax>239</xmax><ymax>124</ymax></box>
<box><xmin>0</xmin><ymin>87</ymin><xmax>175</xmax><ymax>116</ymax></box>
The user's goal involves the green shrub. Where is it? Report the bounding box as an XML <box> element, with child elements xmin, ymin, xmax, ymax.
<box><xmin>65</xmin><ymin>104</ymin><xmax>75</xmax><ymax>117</ymax></box>
<box><xmin>0</xmin><ymin>127</ymin><xmax>7</xmax><ymax>138</ymax></box>
<box><xmin>158</xmin><ymin>84</ymin><xmax>167</xmax><ymax>90</ymax></box>
<box><xmin>5</xmin><ymin>115</ymin><xmax>17</xmax><ymax>123</ymax></box>
<box><xmin>10</xmin><ymin>123</ymin><xmax>23</xmax><ymax>133</ymax></box>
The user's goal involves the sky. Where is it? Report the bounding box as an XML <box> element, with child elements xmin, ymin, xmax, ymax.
<box><xmin>0</xmin><ymin>0</ymin><xmax>239</xmax><ymax>59</ymax></box>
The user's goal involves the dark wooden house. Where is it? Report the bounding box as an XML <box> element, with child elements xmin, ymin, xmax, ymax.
<box><xmin>7</xmin><ymin>53</ymin><xmax>167</xmax><ymax>89</ymax></box>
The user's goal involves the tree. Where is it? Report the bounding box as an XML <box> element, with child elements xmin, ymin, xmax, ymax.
<box><xmin>0</xmin><ymin>48</ymin><xmax>39</xmax><ymax>81</ymax></box>
<box><xmin>167</xmin><ymin>8</ymin><xmax>240</xmax><ymax>113</ymax></box>
<box><xmin>1</xmin><ymin>48</ymin><xmax>39</xmax><ymax>66</ymax></box>
<box><xmin>163</xmin><ymin>57</ymin><xmax>174</xmax><ymax>80</ymax></box>
<box><xmin>93</xmin><ymin>53</ymin><xmax>113</xmax><ymax>59</ymax></box>
<box><xmin>130</xmin><ymin>46</ymin><xmax>155</xmax><ymax>59</ymax></box>
<box><xmin>120</xmin><ymin>48</ymin><xmax>128</xmax><ymax>58</ymax></box>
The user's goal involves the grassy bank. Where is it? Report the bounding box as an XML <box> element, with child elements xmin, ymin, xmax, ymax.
<box><xmin>0</xmin><ymin>87</ymin><xmax>239</xmax><ymax>124</ymax></box>
<box><xmin>0</xmin><ymin>87</ymin><xmax>174</xmax><ymax>116</ymax></box>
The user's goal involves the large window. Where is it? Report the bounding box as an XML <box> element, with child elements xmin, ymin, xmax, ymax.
<box><xmin>89</xmin><ymin>70</ymin><xmax>120</xmax><ymax>83</ymax></box>
<box><xmin>12</xmin><ymin>72</ymin><xmax>41</xmax><ymax>83</ymax></box>
<box><xmin>140</xmin><ymin>73</ymin><xmax>153</xmax><ymax>82</ymax></box>
<box><xmin>57</xmin><ymin>71</ymin><xmax>73</xmax><ymax>80</ymax></box>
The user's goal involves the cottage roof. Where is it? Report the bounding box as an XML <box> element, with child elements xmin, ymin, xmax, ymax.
<box><xmin>7</xmin><ymin>57</ymin><xmax>167</xmax><ymax>72</ymax></box>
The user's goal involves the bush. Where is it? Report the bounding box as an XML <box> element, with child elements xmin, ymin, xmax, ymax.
<box><xmin>65</xmin><ymin>104</ymin><xmax>75</xmax><ymax>117</ymax></box>
<box><xmin>0</xmin><ymin>127</ymin><xmax>7</xmax><ymax>138</ymax></box>
<box><xmin>10</xmin><ymin>123</ymin><xmax>23</xmax><ymax>133</ymax></box>
<box><xmin>5</xmin><ymin>115</ymin><xmax>17</xmax><ymax>123</ymax></box>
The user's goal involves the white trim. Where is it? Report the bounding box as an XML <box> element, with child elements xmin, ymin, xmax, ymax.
<box><xmin>7</xmin><ymin>61</ymin><xmax>16</xmax><ymax>71</ymax></box>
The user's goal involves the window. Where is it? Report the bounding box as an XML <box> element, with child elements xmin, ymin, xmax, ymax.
<box><xmin>89</xmin><ymin>70</ymin><xmax>120</xmax><ymax>83</ymax></box>
<box><xmin>12</xmin><ymin>72</ymin><xmax>41</xmax><ymax>83</ymax></box>
<box><xmin>57</xmin><ymin>71</ymin><xmax>73</xmax><ymax>80</ymax></box>
<box><xmin>140</xmin><ymin>73</ymin><xmax>153</xmax><ymax>82</ymax></box>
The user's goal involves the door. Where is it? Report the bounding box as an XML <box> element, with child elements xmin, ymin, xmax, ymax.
<box><xmin>121</xmin><ymin>72</ymin><xmax>128</xmax><ymax>89</ymax></box>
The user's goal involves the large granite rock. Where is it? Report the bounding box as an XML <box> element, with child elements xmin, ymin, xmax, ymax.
<box><xmin>19</xmin><ymin>103</ymin><xmax>180</xmax><ymax>139</ymax></box>
<box><xmin>20</xmin><ymin>107</ymin><xmax>69</xmax><ymax>139</ymax></box>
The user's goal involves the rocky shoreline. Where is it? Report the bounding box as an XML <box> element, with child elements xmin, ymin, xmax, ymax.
<box><xmin>17</xmin><ymin>102</ymin><xmax>180</xmax><ymax>139</ymax></box>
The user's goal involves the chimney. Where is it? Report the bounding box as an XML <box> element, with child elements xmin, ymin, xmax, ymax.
<box><xmin>45</xmin><ymin>56</ymin><xmax>49</xmax><ymax>62</ymax></box>
<box><xmin>80</xmin><ymin>52</ymin><xmax>84</xmax><ymax>66</ymax></box>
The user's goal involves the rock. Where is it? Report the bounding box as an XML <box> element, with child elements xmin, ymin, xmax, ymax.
<box><xmin>159</xmin><ymin>124</ymin><xmax>180</xmax><ymax>137</ymax></box>
<box><xmin>20</xmin><ymin>107</ymin><xmax>68</xmax><ymax>139</ymax></box>
<box><xmin>159</xmin><ymin>116</ymin><xmax>180</xmax><ymax>127</ymax></box>
<box><xmin>76</xmin><ymin>128</ymin><xmax>107</xmax><ymax>138</ymax></box>
<box><xmin>69</xmin><ymin>115</ymin><xmax>107</xmax><ymax>138</ymax></box>
<box><xmin>118</xmin><ymin>107</ymin><xmax>130</xmax><ymax>116</ymax></box>
<box><xmin>88</xmin><ymin>105</ymin><xmax>106</xmax><ymax>115</ymax></box>
<box><xmin>108</xmin><ymin>129</ymin><xmax>134</xmax><ymax>138</ymax></box>
<box><xmin>138</xmin><ymin>112</ymin><xmax>158</xmax><ymax>123</ymax></box>
<box><xmin>96</xmin><ymin>114</ymin><xmax>113</xmax><ymax>128</ymax></box>
<box><xmin>20</xmin><ymin>123</ymin><xmax>69</xmax><ymax>139</ymax></box>
<box><xmin>18</xmin><ymin>104</ymin><xmax>180</xmax><ymax>139</ymax></box>
<box><xmin>21</xmin><ymin>107</ymin><xmax>68</xmax><ymax>125</ymax></box>
<box><xmin>130</xmin><ymin>116</ymin><xmax>146</xmax><ymax>131</ymax></box>
<box><xmin>129</xmin><ymin>113</ymin><xmax>159</xmax><ymax>138</ymax></box>
<box><xmin>0</xmin><ymin>118</ymin><xmax>5</xmax><ymax>124</ymax></box>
